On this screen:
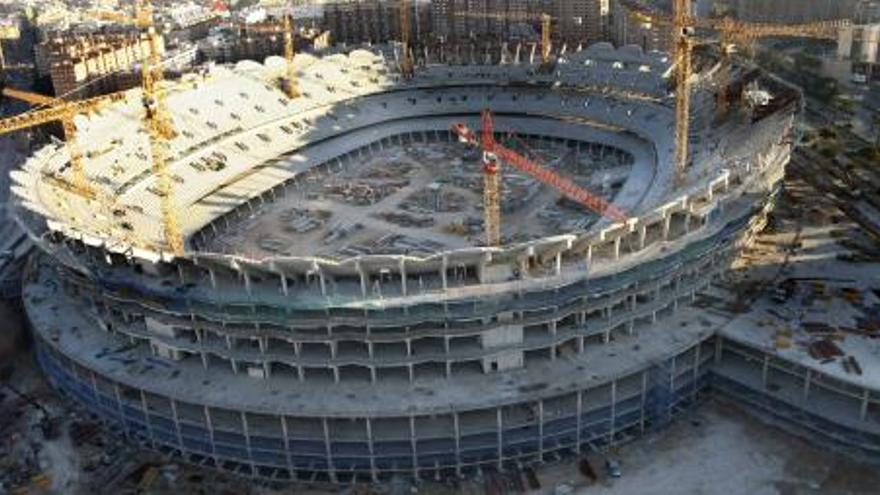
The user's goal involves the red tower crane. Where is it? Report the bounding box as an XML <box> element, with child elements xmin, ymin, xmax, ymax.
<box><xmin>452</xmin><ymin>110</ymin><xmax>628</xmax><ymax>246</ymax></box>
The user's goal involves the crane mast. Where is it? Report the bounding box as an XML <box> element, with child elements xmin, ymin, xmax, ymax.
<box><xmin>672</xmin><ymin>0</ymin><xmax>692</xmax><ymax>186</ymax></box>
<box><xmin>400</xmin><ymin>0</ymin><xmax>414</xmax><ymax>77</ymax></box>
<box><xmin>454</xmin><ymin>11</ymin><xmax>554</xmax><ymax>64</ymax></box>
<box><xmin>282</xmin><ymin>12</ymin><xmax>299</xmax><ymax>98</ymax></box>
<box><xmin>0</xmin><ymin>87</ymin><xmax>125</xmax><ymax>199</ymax></box>
<box><xmin>98</xmin><ymin>0</ymin><xmax>183</xmax><ymax>255</ymax></box>
<box><xmin>452</xmin><ymin>110</ymin><xmax>627</xmax><ymax>246</ymax></box>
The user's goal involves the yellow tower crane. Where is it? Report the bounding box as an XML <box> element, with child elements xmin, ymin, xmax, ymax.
<box><xmin>713</xmin><ymin>18</ymin><xmax>850</xmax><ymax>115</ymax></box>
<box><xmin>0</xmin><ymin>88</ymin><xmax>125</xmax><ymax>197</ymax></box>
<box><xmin>454</xmin><ymin>11</ymin><xmax>554</xmax><ymax>64</ymax></box>
<box><xmin>238</xmin><ymin>7</ymin><xmax>299</xmax><ymax>98</ymax></box>
<box><xmin>93</xmin><ymin>0</ymin><xmax>183</xmax><ymax>255</ymax></box>
<box><xmin>622</xmin><ymin>0</ymin><xmax>851</xmax><ymax>185</ymax></box>
<box><xmin>400</xmin><ymin>0</ymin><xmax>414</xmax><ymax>77</ymax></box>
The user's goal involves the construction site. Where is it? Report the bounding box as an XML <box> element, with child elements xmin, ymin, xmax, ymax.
<box><xmin>2</xmin><ymin>0</ymin><xmax>880</xmax><ymax>493</ymax></box>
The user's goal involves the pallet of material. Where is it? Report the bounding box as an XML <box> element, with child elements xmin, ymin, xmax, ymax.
<box><xmin>807</xmin><ymin>338</ymin><xmax>844</xmax><ymax>360</ymax></box>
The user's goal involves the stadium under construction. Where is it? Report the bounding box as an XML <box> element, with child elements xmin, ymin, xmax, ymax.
<box><xmin>12</xmin><ymin>43</ymin><xmax>880</xmax><ymax>485</ymax></box>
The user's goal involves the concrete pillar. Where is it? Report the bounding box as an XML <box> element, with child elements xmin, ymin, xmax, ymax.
<box><xmin>453</xmin><ymin>412</ymin><xmax>462</xmax><ymax>476</ymax></box>
<box><xmin>639</xmin><ymin>371</ymin><xmax>648</xmax><ymax>433</ymax></box>
<box><xmin>496</xmin><ymin>407</ymin><xmax>503</xmax><ymax>469</ymax></box>
<box><xmin>399</xmin><ymin>258</ymin><xmax>407</xmax><ymax>296</ymax></box>
<box><xmin>279</xmin><ymin>272</ymin><xmax>289</xmax><ymax>296</ymax></box>
<box><xmin>663</xmin><ymin>214</ymin><xmax>672</xmax><ymax>241</ymax></box>
<box><xmin>441</xmin><ymin>255</ymin><xmax>449</xmax><ymax>290</ymax></box>
<box><xmin>357</xmin><ymin>261</ymin><xmax>368</xmax><ymax>298</ymax></box>
<box><xmin>208</xmin><ymin>268</ymin><xmax>217</xmax><ymax>289</ymax></box>
<box><xmin>803</xmin><ymin>369</ymin><xmax>812</xmax><ymax>400</ymax></box>
<box><xmin>609</xmin><ymin>380</ymin><xmax>617</xmax><ymax>445</ymax></box>
<box><xmin>278</xmin><ymin>415</ymin><xmax>295</xmax><ymax>479</ymax></box>
<box><xmin>638</xmin><ymin>225</ymin><xmax>647</xmax><ymax>250</ymax></box>
<box><xmin>586</xmin><ymin>245</ymin><xmax>593</xmax><ymax>268</ymax></box>
<box><xmin>140</xmin><ymin>390</ymin><xmax>157</xmax><ymax>448</ymax></box>
<box><xmin>322</xmin><ymin>418</ymin><xmax>337</xmax><ymax>483</ymax></box>
<box><xmin>366</xmin><ymin>418</ymin><xmax>378</xmax><ymax>482</ymax></box>
<box><xmin>537</xmin><ymin>400</ymin><xmax>544</xmax><ymax>460</ymax></box>
<box><xmin>761</xmin><ymin>355</ymin><xmax>770</xmax><ymax>389</ymax></box>
<box><xmin>692</xmin><ymin>344</ymin><xmax>701</xmax><ymax>403</ymax></box>
<box><xmin>614</xmin><ymin>236</ymin><xmax>622</xmax><ymax>260</ymax></box>
<box><xmin>240</xmin><ymin>411</ymin><xmax>258</xmax><ymax>474</ymax></box>
<box><xmin>316</xmin><ymin>266</ymin><xmax>327</xmax><ymax>297</ymax></box>
<box><xmin>409</xmin><ymin>415</ymin><xmax>418</xmax><ymax>477</ymax></box>
<box><xmin>112</xmin><ymin>383</ymin><xmax>128</xmax><ymax>439</ymax></box>
<box><xmin>242</xmin><ymin>270</ymin><xmax>252</xmax><ymax>295</ymax></box>
<box><xmin>170</xmin><ymin>399</ymin><xmax>185</xmax><ymax>450</ymax></box>
<box><xmin>555</xmin><ymin>252</ymin><xmax>562</xmax><ymax>276</ymax></box>
<box><xmin>860</xmin><ymin>389</ymin><xmax>870</xmax><ymax>421</ymax></box>
<box><xmin>575</xmin><ymin>390</ymin><xmax>583</xmax><ymax>452</ymax></box>
<box><xmin>204</xmin><ymin>406</ymin><xmax>218</xmax><ymax>464</ymax></box>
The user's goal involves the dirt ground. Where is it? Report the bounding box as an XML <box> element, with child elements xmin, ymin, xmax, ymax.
<box><xmin>532</xmin><ymin>401</ymin><xmax>880</xmax><ymax>495</ymax></box>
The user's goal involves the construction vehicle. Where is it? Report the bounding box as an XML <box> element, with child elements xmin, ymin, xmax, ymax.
<box><xmin>454</xmin><ymin>11</ymin><xmax>553</xmax><ymax>64</ymax></box>
<box><xmin>0</xmin><ymin>85</ymin><xmax>126</xmax><ymax>199</ymax></box>
<box><xmin>235</xmin><ymin>5</ymin><xmax>299</xmax><ymax>98</ymax></box>
<box><xmin>452</xmin><ymin>110</ymin><xmax>627</xmax><ymax>246</ymax></box>
<box><xmin>92</xmin><ymin>0</ymin><xmax>183</xmax><ymax>255</ymax></box>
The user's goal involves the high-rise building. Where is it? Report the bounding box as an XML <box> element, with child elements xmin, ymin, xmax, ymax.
<box><xmin>36</xmin><ymin>32</ymin><xmax>162</xmax><ymax>98</ymax></box>
<box><xmin>709</xmin><ymin>0</ymin><xmax>861</xmax><ymax>23</ymax></box>
<box><xmin>430</xmin><ymin>0</ymin><xmax>609</xmax><ymax>45</ymax></box>
<box><xmin>322</xmin><ymin>0</ymin><xmax>430</xmax><ymax>46</ymax></box>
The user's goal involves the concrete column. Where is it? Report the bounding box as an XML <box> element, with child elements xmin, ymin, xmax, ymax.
<box><xmin>638</xmin><ymin>225</ymin><xmax>647</xmax><ymax>250</ymax></box>
<box><xmin>208</xmin><ymin>268</ymin><xmax>217</xmax><ymax>289</ymax></box>
<box><xmin>609</xmin><ymin>380</ymin><xmax>617</xmax><ymax>445</ymax></box>
<box><xmin>692</xmin><ymin>344</ymin><xmax>701</xmax><ymax>403</ymax></box>
<box><xmin>316</xmin><ymin>266</ymin><xmax>327</xmax><ymax>297</ymax></box>
<box><xmin>663</xmin><ymin>214</ymin><xmax>672</xmax><ymax>241</ymax></box>
<box><xmin>177</xmin><ymin>264</ymin><xmax>186</xmax><ymax>286</ymax></box>
<box><xmin>322</xmin><ymin>417</ymin><xmax>337</xmax><ymax>483</ymax></box>
<box><xmin>242</xmin><ymin>270</ymin><xmax>252</xmax><ymax>295</ymax></box>
<box><xmin>357</xmin><ymin>262</ymin><xmax>367</xmax><ymax>298</ymax></box>
<box><xmin>639</xmin><ymin>371</ymin><xmax>648</xmax><ymax>433</ymax></box>
<box><xmin>280</xmin><ymin>415</ymin><xmax>294</xmax><ymax>478</ymax></box>
<box><xmin>204</xmin><ymin>406</ymin><xmax>218</xmax><ymax>464</ymax></box>
<box><xmin>860</xmin><ymin>389</ymin><xmax>870</xmax><ymax>421</ymax></box>
<box><xmin>803</xmin><ymin>369</ymin><xmax>812</xmax><ymax>400</ymax></box>
<box><xmin>496</xmin><ymin>408</ymin><xmax>503</xmax><ymax>469</ymax></box>
<box><xmin>112</xmin><ymin>383</ymin><xmax>128</xmax><ymax>439</ymax></box>
<box><xmin>555</xmin><ymin>252</ymin><xmax>562</xmax><ymax>276</ymax></box>
<box><xmin>409</xmin><ymin>415</ymin><xmax>418</xmax><ymax>477</ymax></box>
<box><xmin>575</xmin><ymin>390</ymin><xmax>583</xmax><ymax>453</ymax></box>
<box><xmin>366</xmin><ymin>418</ymin><xmax>378</xmax><ymax>482</ymax></box>
<box><xmin>279</xmin><ymin>273</ymin><xmax>289</xmax><ymax>296</ymax></box>
<box><xmin>537</xmin><ymin>400</ymin><xmax>544</xmax><ymax>460</ymax></box>
<box><xmin>441</xmin><ymin>255</ymin><xmax>449</xmax><ymax>290</ymax></box>
<box><xmin>586</xmin><ymin>245</ymin><xmax>593</xmax><ymax>268</ymax></box>
<box><xmin>399</xmin><ymin>258</ymin><xmax>407</xmax><ymax>296</ymax></box>
<box><xmin>761</xmin><ymin>354</ymin><xmax>770</xmax><ymax>389</ymax></box>
<box><xmin>170</xmin><ymin>399</ymin><xmax>185</xmax><ymax>450</ymax></box>
<box><xmin>614</xmin><ymin>236</ymin><xmax>622</xmax><ymax>260</ymax></box>
<box><xmin>140</xmin><ymin>390</ymin><xmax>157</xmax><ymax>448</ymax></box>
<box><xmin>453</xmin><ymin>412</ymin><xmax>462</xmax><ymax>476</ymax></box>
